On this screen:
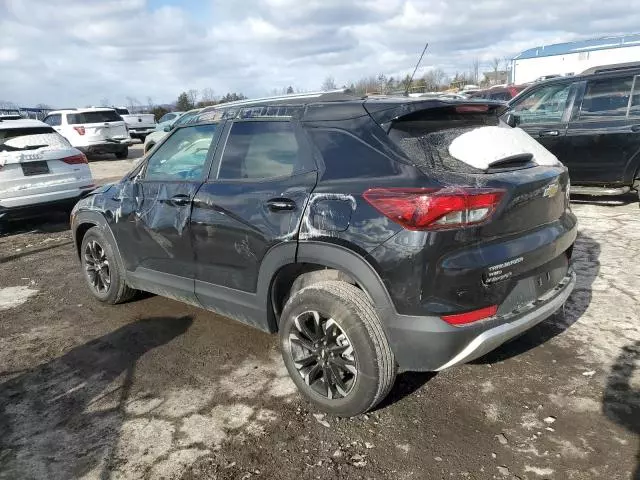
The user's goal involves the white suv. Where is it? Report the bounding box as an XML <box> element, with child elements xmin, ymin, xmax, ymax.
<box><xmin>0</xmin><ymin>118</ymin><xmax>94</xmax><ymax>222</ymax></box>
<box><xmin>43</xmin><ymin>108</ymin><xmax>132</xmax><ymax>159</ymax></box>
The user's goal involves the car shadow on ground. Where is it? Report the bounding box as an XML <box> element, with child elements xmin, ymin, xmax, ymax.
<box><xmin>603</xmin><ymin>341</ymin><xmax>640</xmax><ymax>480</ymax></box>
<box><xmin>0</xmin><ymin>316</ymin><xmax>193</xmax><ymax>480</ymax></box>
<box><xmin>473</xmin><ymin>230</ymin><xmax>600</xmax><ymax>364</ymax></box>
<box><xmin>0</xmin><ymin>212</ymin><xmax>70</xmax><ymax>238</ymax></box>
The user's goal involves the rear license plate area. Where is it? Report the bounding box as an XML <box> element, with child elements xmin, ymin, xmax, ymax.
<box><xmin>21</xmin><ymin>161</ymin><xmax>50</xmax><ymax>176</ymax></box>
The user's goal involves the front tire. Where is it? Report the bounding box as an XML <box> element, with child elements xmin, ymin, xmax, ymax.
<box><xmin>279</xmin><ymin>280</ymin><xmax>396</xmax><ymax>416</ymax></box>
<box><xmin>80</xmin><ymin>226</ymin><xmax>136</xmax><ymax>304</ymax></box>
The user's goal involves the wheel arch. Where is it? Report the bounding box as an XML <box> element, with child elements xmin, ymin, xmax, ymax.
<box><xmin>72</xmin><ymin>210</ymin><xmax>128</xmax><ymax>281</ymax></box>
<box><xmin>263</xmin><ymin>241</ymin><xmax>394</xmax><ymax>333</ymax></box>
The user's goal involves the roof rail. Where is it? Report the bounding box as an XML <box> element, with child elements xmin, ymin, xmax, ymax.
<box><xmin>206</xmin><ymin>89</ymin><xmax>352</xmax><ymax>110</ymax></box>
<box><xmin>581</xmin><ymin>61</ymin><xmax>640</xmax><ymax>75</ymax></box>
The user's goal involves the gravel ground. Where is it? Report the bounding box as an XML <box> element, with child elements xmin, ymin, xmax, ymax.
<box><xmin>0</xmin><ymin>195</ymin><xmax>638</xmax><ymax>480</ymax></box>
<box><xmin>88</xmin><ymin>142</ymin><xmax>145</xmax><ymax>185</ymax></box>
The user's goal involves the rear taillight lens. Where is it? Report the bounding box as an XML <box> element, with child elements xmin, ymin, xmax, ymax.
<box><xmin>61</xmin><ymin>154</ymin><xmax>88</xmax><ymax>165</ymax></box>
<box><xmin>441</xmin><ymin>305</ymin><xmax>498</xmax><ymax>326</ymax></box>
<box><xmin>363</xmin><ymin>187</ymin><xmax>505</xmax><ymax>231</ymax></box>
<box><xmin>73</xmin><ymin>126</ymin><xmax>86</xmax><ymax>135</ymax></box>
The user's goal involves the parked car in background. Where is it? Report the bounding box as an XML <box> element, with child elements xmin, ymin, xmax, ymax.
<box><xmin>502</xmin><ymin>63</ymin><xmax>640</xmax><ymax>198</ymax></box>
<box><xmin>114</xmin><ymin>107</ymin><xmax>156</xmax><ymax>141</ymax></box>
<box><xmin>157</xmin><ymin>111</ymin><xmax>185</xmax><ymax>127</ymax></box>
<box><xmin>144</xmin><ymin>109</ymin><xmax>201</xmax><ymax>154</ymax></box>
<box><xmin>1</xmin><ymin>118</ymin><xmax>94</xmax><ymax>222</ymax></box>
<box><xmin>43</xmin><ymin>108</ymin><xmax>131</xmax><ymax>159</ymax></box>
<box><xmin>72</xmin><ymin>92</ymin><xmax>576</xmax><ymax>416</ymax></box>
<box><xmin>470</xmin><ymin>84</ymin><xmax>528</xmax><ymax>102</ymax></box>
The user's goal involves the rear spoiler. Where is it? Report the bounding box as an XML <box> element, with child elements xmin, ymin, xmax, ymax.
<box><xmin>363</xmin><ymin>100</ymin><xmax>505</xmax><ymax>132</ymax></box>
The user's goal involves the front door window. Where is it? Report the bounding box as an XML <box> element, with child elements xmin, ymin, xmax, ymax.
<box><xmin>512</xmin><ymin>84</ymin><xmax>571</xmax><ymax>125</ymax></box>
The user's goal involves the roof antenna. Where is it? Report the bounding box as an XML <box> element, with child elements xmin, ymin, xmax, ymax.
<box><xmin>404</xmin><ymin>41</ymin><xmax>429</xmax><ymax>97</ymax></box>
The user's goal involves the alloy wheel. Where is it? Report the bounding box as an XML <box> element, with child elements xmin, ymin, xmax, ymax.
<box><xmin>288</xmin><ymin>310</ymin><xmax>358</xmax><ymax>399</ymax></box>
<box><xmin>84</xmin><ymin>240</ymin><xmax>111</xmax><ymax>294</ymax></box>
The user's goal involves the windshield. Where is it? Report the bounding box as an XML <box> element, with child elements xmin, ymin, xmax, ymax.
<box><xmin>158</xmin><ymin>113</ymin><xmax>177</xmax><ymax>123</ymax></box>
<box><xmin>68</xmin><ymin>110</ymin><xmax>122</xmax><ymax>124</ymax></box>
<box><xmin>0</xmin><ymin>127</ymin><xmax>70</xmax><ymax>151</ymax></box>
<box><xmin>174</xmin><ymin>110</ymin><xmax>200</xmax><ymax>127</ymax></box>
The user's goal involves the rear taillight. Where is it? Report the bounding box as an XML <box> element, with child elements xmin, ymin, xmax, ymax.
<box><xmin>61</xmin><ymin>154</ymin><xmax>88</xmax><ymax>165</ymax></box>
<box><xmin>73</xmin><ymin>126</ymin><xmax>86</xmax><ymax>135</ymax></box>
<box><xmin>363</xmin><ymin>187</ymin><xmax>505</xmax><ymax>230</ymax></box>
<box><xmin>441</xmin><ymin>305</ymin><xmax>498</xmax><ymax>326</ymax></box>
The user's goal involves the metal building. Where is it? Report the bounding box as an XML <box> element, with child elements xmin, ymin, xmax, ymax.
<box><xmin>511</xmin><ymin>34</ymin><xmax>640</xmax><ymax>84</ymax></box>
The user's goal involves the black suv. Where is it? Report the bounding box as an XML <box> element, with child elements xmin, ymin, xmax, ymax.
<box><xmin>71</xmin><ymin>92</ymin><xmax>577</xmax><ymax>416</ymax></box>
<box><xmin>502</xmin><ymin>63</ymin><xmax>640</xmax><ymax>198</ymax></box>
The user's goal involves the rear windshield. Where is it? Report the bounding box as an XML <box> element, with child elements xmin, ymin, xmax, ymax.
<box><xmin>0</xmin><ymin>127</ymin><xmax>70</xmax><ymax>150</ymax></box>
<box><xmin>389</xmin><ymin>105</ymin><xmax>501</xmax><ymax>173</ymax></box>
<box><xmin>67</xmin><ymin>111</ymin><xmax>122</xmax><ymax>124</ymax></box>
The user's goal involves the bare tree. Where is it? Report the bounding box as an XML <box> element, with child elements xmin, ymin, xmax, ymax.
<box><xmin>0</xmin><ymin>100</ymin><xmax>18</xmax><ymax>110</ymax></box>
<box><xmin>471</xmin><ymin>58</ymin><xmax>480</xmax><ymax>85</ymax></box>
<box><xmin>321</xmin><ymin>76</ymin><xmax>337</xmax><ymax>91</ymax></box>
<box><xmin>146</xmin><ymin>96</ymin><xmax>154</xmax><ymax>111</ymax></box>
<box><xmin>187</xmin><ymin>89</ymin><xmax>199</xmax><ymax>108</ymax></box>
<box><xmin>100</xmin><ymin>97</ymin><xmax>110</xmax><ymax>107</ymax></box>
<box><xmin>200</xmin><ymin>88</ymin><xmax>216</xmax><ymax>103</ymax></box>
<box><xmin>125</xmin><ymin>96</ymin><xmax>139</xmax><ymax>112</ymax></box>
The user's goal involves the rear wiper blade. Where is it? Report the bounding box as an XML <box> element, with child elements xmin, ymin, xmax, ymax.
<box><xmin>0</xmin><ymin>144</ymin><xmax>49</xmax><ymax>152</ymax></box>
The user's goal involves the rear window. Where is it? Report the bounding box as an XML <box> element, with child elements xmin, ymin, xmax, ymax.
<box><xmin>0</xmin><ymin>127</ymin><xmax>70</xmax><ymax>150</ymax></box>
<box><xmin>488</xmin><ymin>91</ymin><xmax>511</xmax><ymax>101</ymax></box>
<box><xmin>67</xmin><ymin>110</ymin><xmax>122</xmax><ymax>124</ymax></box>
<box><xmin>388</xmin><ymin>105</ymin><xmax>501</xmax><ymax>173</ymax></box>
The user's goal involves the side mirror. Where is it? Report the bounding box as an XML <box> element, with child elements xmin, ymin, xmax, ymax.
<box><xmin>163</xmin><ymin>125</ymin><xmax>172</xmax><ymax>132</ymax></box>
<box><xmin>503</xmin><ymin>112</ymin><xmax>520</xmax><ymax>128</ymax></box>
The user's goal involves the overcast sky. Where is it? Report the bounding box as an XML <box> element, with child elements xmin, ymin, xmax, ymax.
<box><xmin>1</xmin><ymin>0</ymin><xmax>638</xmax><ymax>107</ymax></box>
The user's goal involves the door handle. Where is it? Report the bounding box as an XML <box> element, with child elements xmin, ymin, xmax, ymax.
<box><xmin>170</xmin><ymin>194</ymin><xmax>191</xmax><ymax>207</ymax></box>
<box><xmin>538</xmin><ymin>129</ymin><xmax>560</xmax><ymax>137</ymax></box>
<box><xmin>630</xmin><ymin>125</ymin><xmax>640</xmax><ymax>133</ymax></box>
<box><xmin>266</xmin><ymin>198</ymin><xmax>296</xmax><ymax>211</ymax></box>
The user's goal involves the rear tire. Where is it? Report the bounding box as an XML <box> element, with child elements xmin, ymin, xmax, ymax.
<box><xmin>279</xmin><ymin>280</ymin><xmax>396</xmax><ymax>417</ymax></box>
<box><xmin>80</xmin><ymin>226</ymin><xmax>136</xmax><ymax>304</ymax></box>
<box><xmin>115</xmin><ymin>148</ymin><xmax>128</xmax><ymax>160</ymax></box>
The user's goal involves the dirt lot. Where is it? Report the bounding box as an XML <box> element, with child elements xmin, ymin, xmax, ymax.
<box><xmin>0</xmin><ymin>192</ymin><xmax>638</xmax><ymax>480</ymax></box>
<box><xmin>88</xmin><ymin>142</ymin><xmax>145</xmax><ymax>185</ymax></box>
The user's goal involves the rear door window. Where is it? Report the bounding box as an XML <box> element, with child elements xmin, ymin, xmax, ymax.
<box><xmin>216</xmin><ymin>121</ymin><xmax>310</xmax><ymax>180</ymax></box>
<box><xmin>579</xmin><ymin>76</ymin><xmax>634</xmax><ymax>118</ymax></box>
<box><xmin>512</xmin><ymin>83</ymin><xmax>571</xmax><ymax>124</ymax></box>
<box><xmin>67</xmin><ymin>111</ymin><xmax>122</xmax><ymax>124</ymax></box>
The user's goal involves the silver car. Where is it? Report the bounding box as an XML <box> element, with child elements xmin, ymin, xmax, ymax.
<box><xmin>0</xmin><ymin>118</ymin><xmax>94</xmax><ymax>222</ymax></box>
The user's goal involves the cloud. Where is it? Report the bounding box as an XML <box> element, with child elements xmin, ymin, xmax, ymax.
<box><xmin>1</xmin><ymin>0</ymin><xmax>637</xmax><ymax>107</ymax></box>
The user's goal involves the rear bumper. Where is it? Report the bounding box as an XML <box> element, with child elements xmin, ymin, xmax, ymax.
<box><xmin>129</xmin><ymin>128</ymin><xmax>155</xmax><ymax>137</ymax></box>
<box><xmin>77</xmin><ymin>140</ymin><xmax>131</xmax><ymax>153</ymax></box>
<box><xmin>383</xmin><ymin>270</ymin><xmax>576</xmax><ymax>372</ymax></box>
